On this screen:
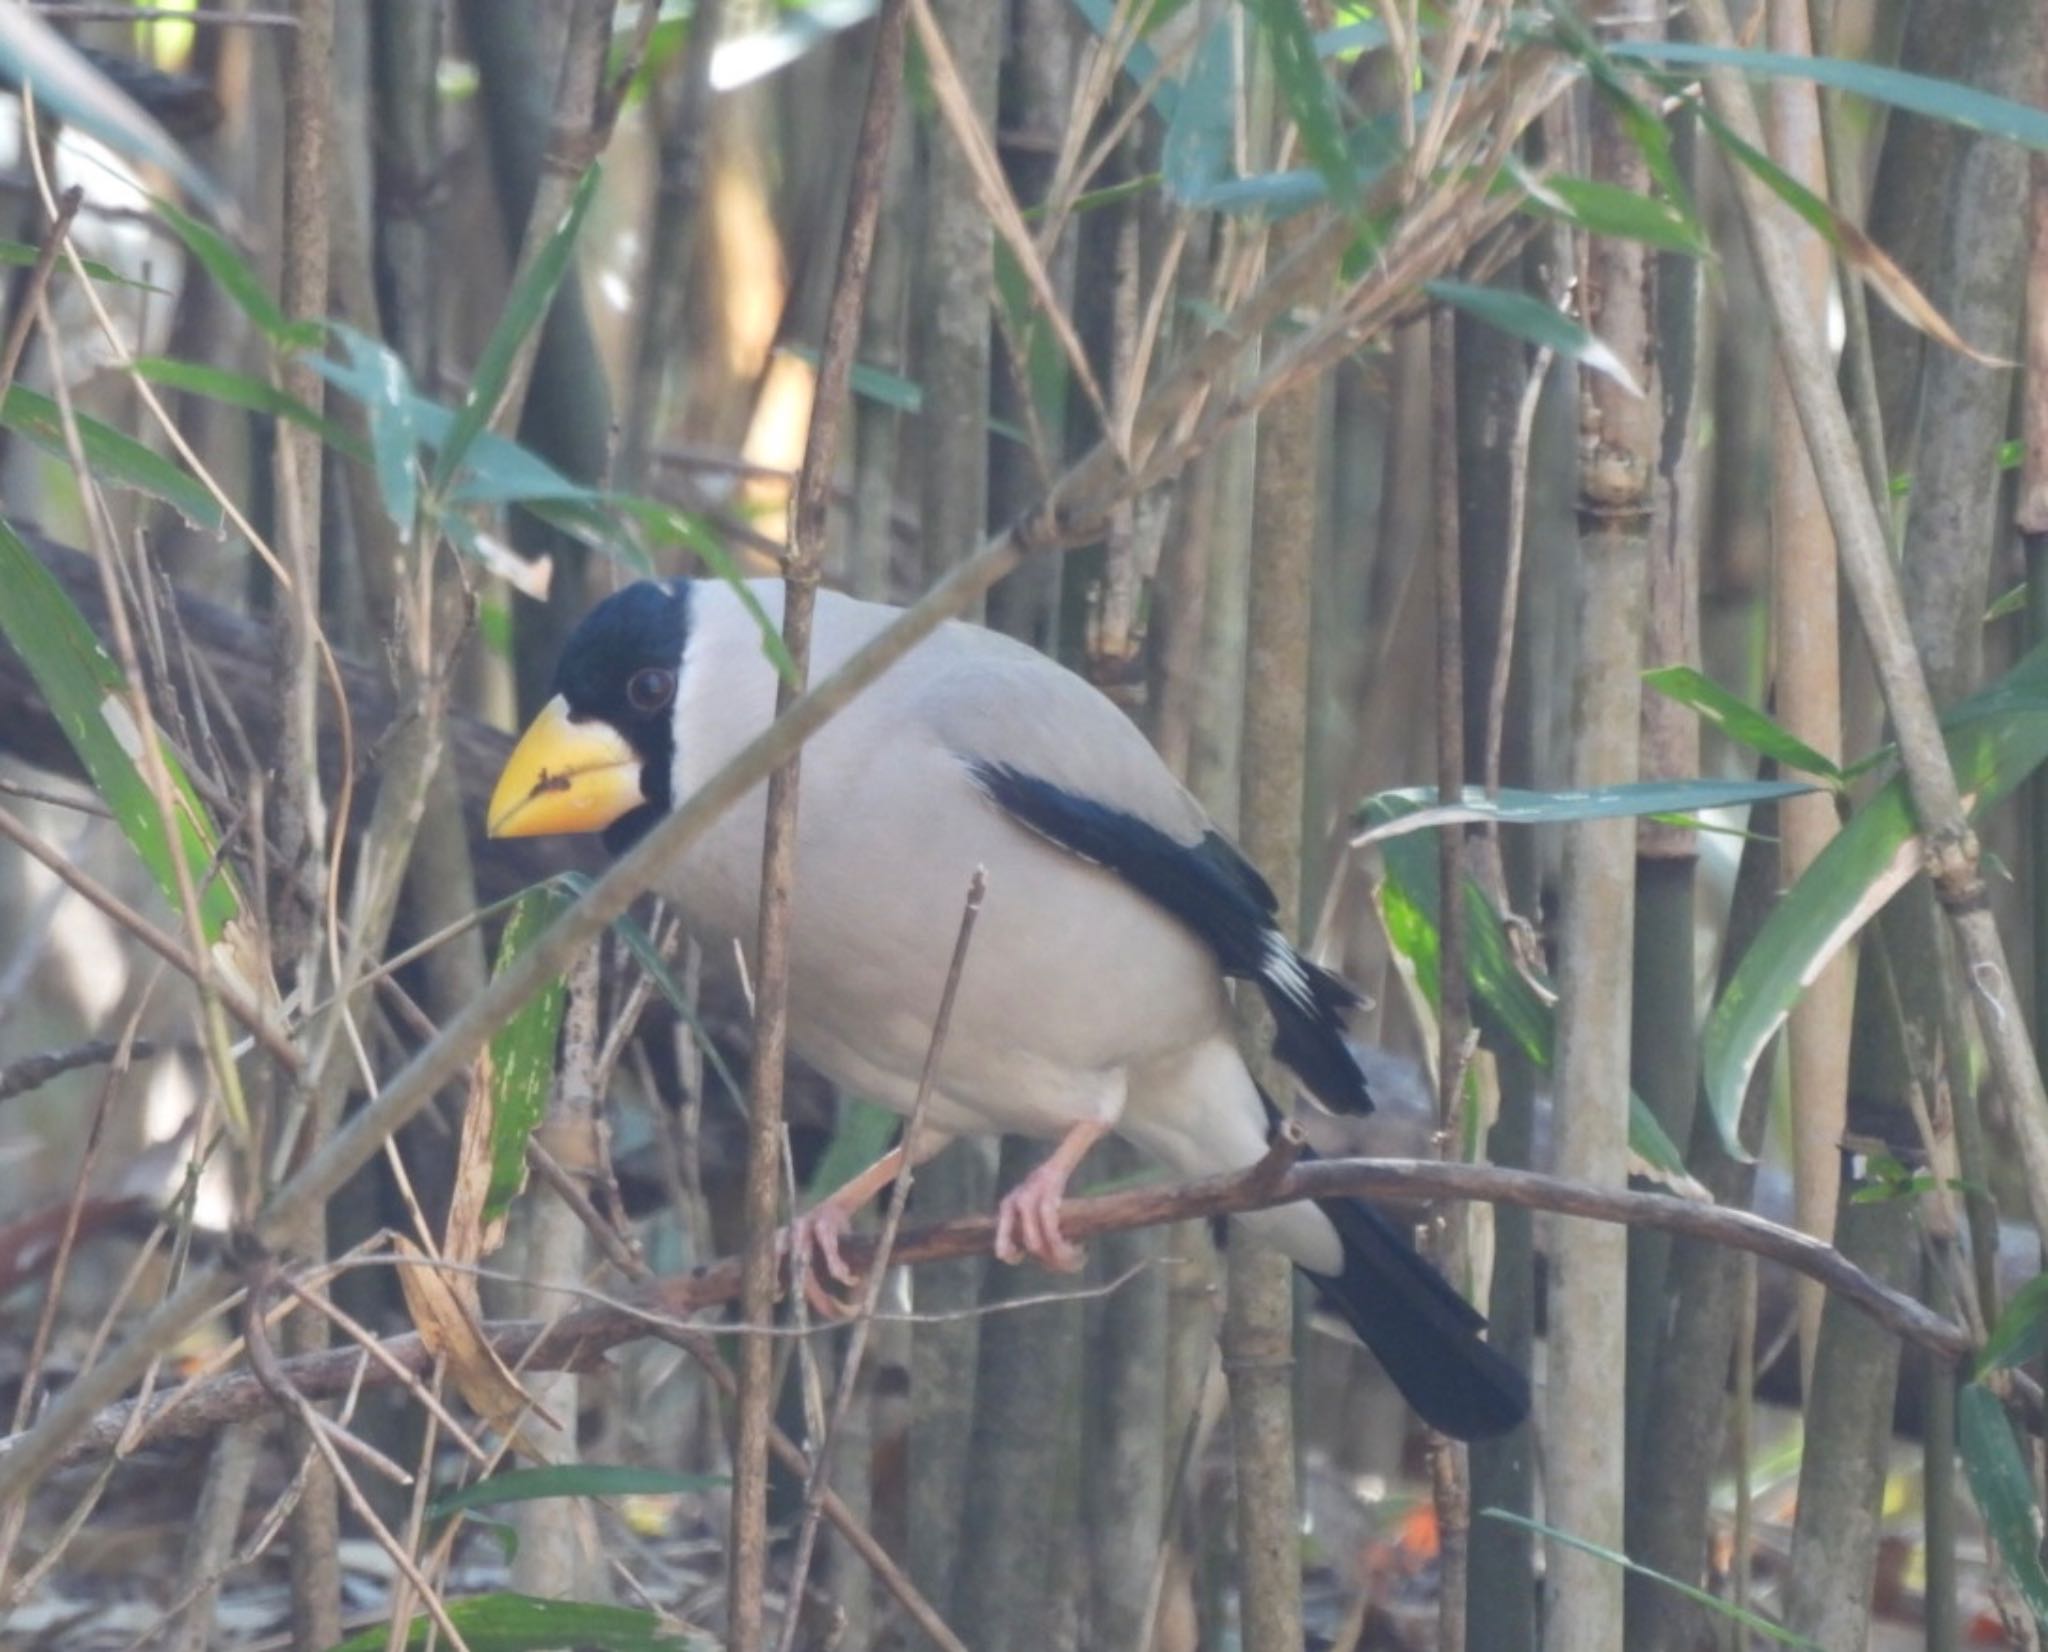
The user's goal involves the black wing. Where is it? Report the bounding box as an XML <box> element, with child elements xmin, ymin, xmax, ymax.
<box><xmin>970</xmin><ymin>762</ymin><xmax>1372</xmax><ymax>1113</ymax></box>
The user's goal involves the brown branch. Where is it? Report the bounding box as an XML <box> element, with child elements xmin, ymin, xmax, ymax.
<box><xmin>731</xmin><ymin>9</ymin><xmax>911</xmax><ymax>1645</ymax></box>
<box><xmin>3</xmin><ymin>1156</ymin><xmax>1971</xmax><ymax>1479</ymax></box>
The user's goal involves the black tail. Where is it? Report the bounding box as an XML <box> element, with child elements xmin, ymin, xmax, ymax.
<box><xmin>1254</xmin><ymin>937</ymin><xmax>1373</xmax><ymax>1113</ymax></box>
<box><xmin>1299</xmin><ymin>1181</ymin><xmax>1530</xmax><ymax>1441</ymax></box>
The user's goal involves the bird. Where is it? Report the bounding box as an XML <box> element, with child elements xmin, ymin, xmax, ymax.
<box><xmin>486</xmin><ymin>576</ymin><xmax>1529</xmax><ymax>1441</ymax></box>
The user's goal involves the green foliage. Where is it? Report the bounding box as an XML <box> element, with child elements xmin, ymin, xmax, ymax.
<box><xmin>0</xmin><ymin>520</ymin><xmax>239</xmax><ymax>942</ymax></box>
<box><xmin>1644</xmin><ymin>667</ymin><xmax>1845</xmax><ymax>784</ymax></box>
<box><xmin>1480</xmin><ymin>1509</ymin><xmax>1820</xmax><ymax>1647</ymax></box>
<box><xmin>1701</xmin><ymin>642</ymin><xmax>2048</xmax><ymax>1155</ymax></box>
<box><xmin>428</xmin><ymin>1463</ymin><xmax>727</xmax><ymax>1521</ymax></box>
<box><xmin>0</xmin><ymin>386</ymin><xmax>221</xmax><ymax>531</ymax></box>
<box><xmin>1958</xmin><ymin>1383</ymin><xmax>2048</xmax><ymax>1632</ymax></box>
<box><xmin>484</xmin><ymin>885</ymin><xmax>572</xmax><ymax>1228</ymax></box>
<box><xmin>1977</xmin><ymin>1274</ymin><xmax>2048</xmax><ymax>1376</ymax></box>
<box><xmin>1363</xmin><ymin>791</ymin><xmax>1701</xmax><ymax>1193</ymax></box>
<box><xmin>154</xmin><ymin>197</ymin><xmax>321</xmax><ymax>350</ymax></box>
<box><xmin>431</xmin><ymin>165</ymin><xmax>603</xmax><ymax>496</ymax></box>
<box><xmin>322</xmin><ymin>1592</ymin><xmax>697</xmax><ymax>1652</ymax></box>
<box><xmin>1426</xmin><ymin>280</ymin><xmax>1642</xmax><ymax>396</ymax></box>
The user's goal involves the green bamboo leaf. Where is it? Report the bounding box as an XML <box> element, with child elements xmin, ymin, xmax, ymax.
<box><xmin>1541</xmin><ymin>11</ymin><xmax>1700</xmax><ymax>222</ymax></box>
<box><xmin>1425</xmin><ymin>279</ymin><xmax>1642</xmax><ymax>397</ymax></box>
<box><xmin>808</xmin><ymin>1099</ymin><xmax>902</xmax><ymax>1201</ymax></box>
<box><xmin>1</xmin><ymin>385</ymin><xmax>223</xmax><ymax>530</ymax></box>
<box><xmin>1645</xmin><ymin>666</ymin><xmax>1845</xmax><ymax>782</ymax></box>
<box><xmin>428</xmin><ymin>1464</ymin><xmax>727</xmax><ymax>1521</ymax></box>
<box><xmin>1355</xmin><ymin>778</ymin><xmax>1816</xmax><ymax>838</ymax></box>
<box><xmin>1367</xmin><ymin>794</ymin><xmax>1703</xmax><ymax>1195</ymax></box>
<box><xmin>1976</xmin><ymin>1273</ymin><xmax>2048</xmax><ymax>1376</ymax></box>
<box><xmin>153</xmin><ymin>196</ymin><xmax>320</xmax><ymax>350</ymax></box>
<box><xmin>1064</xmin><ymin>0</ymin><xmax>1173</xmax><ymax>120</ymax></box>
<box><xmin>130</xmin><ymin>355</ymin><xmax>363</xmax><ymax>459</ymax></box>
<box><xmin>1528</xmin><ymin>172</ymin><xmax>1711</xmax><ymax>256</ymax></box>
<box><xmin>1479</xmin><ymin>1509</ymin><xmax>1819</xmax><ymax>1647</ymax></box>
<box><xmin>1958</xmin><ymin>1383</ymin><xmax>2048</xmax><ymax>1631</ymax></box>
<box><xmin>319</xmin><ymin>325</ymin><xmax>422</xmax><ymax>538</ymax></box>
<box><xmin>431</xmin><ymin>165</ymin><xmax>602</xmax><ymax>496</ymax></box>
<box><xmin>1162</xmin><ymin>15</ymin><xmax>1234</xmax><ymax>203</ymax></box>
<box><xmin>1985</xmin><ymin>582</ymin><xmax>2028</xmax><ymax>625</ymax></box>
<box><xmin>321</xmin><ymin>1593</ymin><xmax>693</xmax><ymax>1652</ymax></box>
<box><xmin>0</xmin><ymin>238</ymin><xmax>163</xmax><ymax>290</ymax></box>
<box><xmin>1702</xmin><ymin>642</ymin><xmax>2048</xmax><ymax>1156</ymax></box>
<box><xmin>1606</xmin><ymin>41</ymin><xmax>2048</xmax><ymax>154</ymax></box>
<box><xmin>0</xmin><ymin>9</ymin><xmax>232</xmax><ymax>222</ymax></box>
<box><xmin>1245</xmin><ymin>0</ymin><xmax>1356</xmax><ymax>208</ymax></box>
<box><xmin>0</xmin><ymin>523</ymin><xmax>238</xmax><ymax>940</ymax></box>
<box><xmin>484</xmin><ymin>885</ymin><xmax>572</xmax><ymax>1226</ymax></box>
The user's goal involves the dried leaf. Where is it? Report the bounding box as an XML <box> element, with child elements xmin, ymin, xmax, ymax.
<box><xmin>393</xmin><ymin>1233</ymin><xmax>557</xmax><ymax>1440</ymax></box>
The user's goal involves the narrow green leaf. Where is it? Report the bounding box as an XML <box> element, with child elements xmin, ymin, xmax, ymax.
<box><xmin>1645</xmin><ymin>666</ymin><xmax>1845</xmax><ymax>781</ymax></box>
<box><xmin>1162</xmin><ymin>16</ymin><xmax>1234</xmax><ymax>203</ymax></box>
<box><xmin>0</xmin><ymin>9</ymin><xmax>231</xmax><ymax>221</ymax></box>
<box><xmin>1702</xmin><ymin>642</ymin><xmax>2048</xmax><ymax>1155</ymax></box>
<box><xmin>432</xmin><ymin>164</ymin><xmax>602</xmax><ymax>496</ymax></box>
<box><xmin>153</xmin><ymin>196</ymin><xmax>319</xmax><ymax>350</ymax></box>
<box><xmin>1978</xmin><ymin>1275</ymin><xmax>2048</xmax><ymax>1375</ymax></box>
<box><xmin>1479</xmin><ymin>1509</ymin><xmax>1819</xmax><ymax>1647</ymax></box>
<box><xmin>1245</xmin><ymin>0</ymin><xmax>1356</xmax><ymax>207</ymax></box>
<box><xmin>1</xmin><ymin>385</ymin><xmax>223</xmax><ymax>530</ymax></box>
<box><xmin>1063</xmin><ymin>0</ymin><xmax>1173</xmax><ymax>120</ymax></box>
<box><xmin>808</xmin><ymin>1100</ymin><xmax>902</xmax><ymax>1201</ymax></box>
<box><xmin>321</xmin><ymin>1592</ymin><xmax>693</xmax><ymax>1652</ymax></box>
<box><xmin>1986</xmin><ymin>582</ymin><xmax>2028</xmax><ymax>625</ymax></box>
<box><xmin>1355</xmin><ymin>778</ymin><xmax>1817</xmax><ymax>838</ymax></box>
<box><xmin>130</xmin><ymin>355</ymin><xmax>362</xmax><ymax>459</ymax></box>
<box><xmin>1958</xmin><ymin>1383</ymin><xmax>2048</xmax><ymax>1630</ymax></box>
<box><xmin>485</xmin><ymin>885</ymin><xmax>572</xmax><ymax>1226</ymax></box>
<box><xmin>1528</xmin><ymin>173</ymin><xmax>1711</xmax><ymax>256</ymax></box>
<box><xmin>429</xmin><ymin>1464</ymin><xmax>727</xmax><ymax>1521</ymax></box>
<box><xmin>1607</xmin><ymin>41</ymin><xmax>2048</xmax><ymax>154</ymax></box>
<box><xmin>1367</xmin><ymin>794</ymin><xmax>1703</xmax><ymax>1194</ymax></box>
<box><xmin>1425</xmin><ymin>279</ymin><xmax>1642</xmax><ymax>396</ymax></box>
<box><xmin>323</xmin><ymin>325</ymin><xmax>422</xmax><ymax>538</ymax></box>
<box><xmin>0</xmin><ymin>238</ymin><xmax>163</xmax><ymax>290</ymax></box>
<box><xmin>0</xmin><ymin>523</ymin><xmax>238</xmax><ymax>940</ymax></box>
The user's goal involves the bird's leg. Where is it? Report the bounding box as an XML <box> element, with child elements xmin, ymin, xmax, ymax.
<box><xmin>993</xmin><ymin>1119</ymin><xmax>1112</xmax><ymax>1273</ymax></box>
<box><xmin>782</xmin><ymin>1125</ymin><xmax>952</xmax><ymax>1318</ymax></box>
<box><xmin>783</xmin><ymin>1147</ymin><xmax>905</xmax><ymax>1318</ymax></box>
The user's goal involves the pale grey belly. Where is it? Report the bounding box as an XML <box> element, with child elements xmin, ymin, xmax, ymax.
<box><xmin>661</xmin><ymin>790</ymin><xmax>1229</xmax><ymax>1138</ymax></box>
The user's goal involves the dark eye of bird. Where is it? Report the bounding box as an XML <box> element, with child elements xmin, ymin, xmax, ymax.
<box><xmin>627</xmin><ymin>667</ymin><xmax>675</xmax><ymax>713</ymax></box>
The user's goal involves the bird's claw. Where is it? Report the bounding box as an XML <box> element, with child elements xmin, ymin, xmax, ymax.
<box><xmin>782</xmin><ymin>1205</ymin><xmax>864</xmax><ymax>1319</ymax></box>
<box><xmin>993</xmin><ymin>1172</ymin><xmax>1087</xmax><ymax>1273</ymax></box>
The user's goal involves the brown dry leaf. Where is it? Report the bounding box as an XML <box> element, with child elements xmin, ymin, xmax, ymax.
<box><xmin>1837</xmin><ymin>215</ymin><xmax>2011</xmax><ymax>368</ymax></box>
<box><xmin>447</xmin><ymin>1049</ymin><xmax>510</xmax><ymax>1263</ymax></box>
<box><xmin>392</xmin><ymin>1232</ymin><xmax>558</xmax><ymax>1441</ymax></box>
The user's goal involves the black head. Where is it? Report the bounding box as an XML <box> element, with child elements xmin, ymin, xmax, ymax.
<box><xmin>550</xmin><ymin>580</ymin><xmax>691</xmax><ymax>853</ymax></box>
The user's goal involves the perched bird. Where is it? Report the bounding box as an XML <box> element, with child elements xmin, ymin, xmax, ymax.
<box><xmin>488</xmin><ymin>578</ymin><xmax>1528</xmax><ymax>1440</ymax></box>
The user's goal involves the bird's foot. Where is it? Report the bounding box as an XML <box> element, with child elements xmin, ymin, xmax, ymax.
<box><xmin>782</xmin><ymin>1203</ymin><xmax>863</xmax><ymax>1319</ymax></box>
<box><xmin>993</xmin><ymin>1164</ymin><xmax>1087</xmax><ymax>1273</ymax></box>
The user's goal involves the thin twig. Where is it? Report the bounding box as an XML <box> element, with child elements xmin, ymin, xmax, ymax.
<box><xmin>0</xmin><ymin>183</ymin><xmax>80</xmax><ymax>405</ymax></box>
<box><xmin>730</xmin><ymin>6</ymin><xmax>911</xmax><ymax>1647</ymax></box>
<box><xmin>0</xmin><ymin>1035</ymin><xmax>191</xmax><ymax>1105</ymax></box>
<box><xmin>775</xmin><ymin>868</ymin><xmax>987</xmax><ymax>1652</ymax></box>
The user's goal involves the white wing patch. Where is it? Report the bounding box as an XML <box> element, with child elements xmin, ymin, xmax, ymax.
<box><xmin>1260</xmin><ymin>930</ymin><xmax>1315</xmax><ymax>1012</ymax></box>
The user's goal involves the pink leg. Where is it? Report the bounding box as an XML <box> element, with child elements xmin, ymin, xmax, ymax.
<box><xmin>782</xmin><ymin>1125</ymin><xmax>952</xmax><ymax>1318</ymax></box>
<box><xmin>782</xmin><ymin>1147</ymin><xmax>904</xmax><ymax>1319</ymax></box>
<box><xmin>993</xmin><ymin>1120</ymin><xmax>1112</xmax><ymax>1273</ymax></box>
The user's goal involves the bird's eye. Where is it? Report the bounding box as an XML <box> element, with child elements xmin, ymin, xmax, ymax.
<box><xmin>626</xmin><ymin>668</ymin><xmax>676</xmax><ymax>713</ymax></box>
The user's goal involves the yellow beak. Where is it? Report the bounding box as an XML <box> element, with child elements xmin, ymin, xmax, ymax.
<box><xmin>487</xmin><ymin>695</ymin><xmax>645</xmax><ymax>839</ymax></box>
